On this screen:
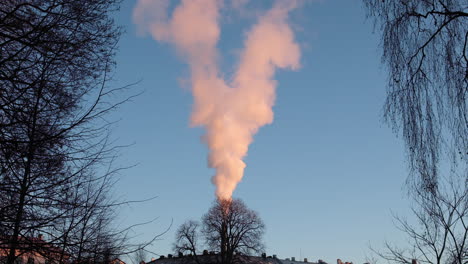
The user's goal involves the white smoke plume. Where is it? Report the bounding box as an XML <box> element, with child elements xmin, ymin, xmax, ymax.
<box><xmin>133</xmin><ymin>0</ymin><xmax>301</xmax><ymax>200</ymax></box>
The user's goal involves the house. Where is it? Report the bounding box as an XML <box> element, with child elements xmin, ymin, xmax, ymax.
<box><xmin>0</xmin><ymin>235</ymin><xmax>69</xmax><ymax>264</ymax></box>
<box><xmin>0</xmin><ymin>236</ymin><xmax>126</xmax><ymax>264</ymax></box>
<box><xmin>110</xmin><ymin>258</ymin><xmax>126</xmax><ymax>264</ymax></box>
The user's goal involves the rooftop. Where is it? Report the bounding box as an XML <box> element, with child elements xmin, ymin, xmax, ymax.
<box><xmin>145</xmin><ymin>254</ymin><xmax>325</xmax><ymax>264</ymax></box>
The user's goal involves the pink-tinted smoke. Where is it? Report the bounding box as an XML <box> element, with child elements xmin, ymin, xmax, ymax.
<box><xmin>133</xmin><ymin>0</ymin><xmax>301</xmax><ymax>200</ymax></box>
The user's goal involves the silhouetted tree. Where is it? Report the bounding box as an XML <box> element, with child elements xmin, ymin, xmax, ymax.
<box><xmin>173</xmin><ymin>199</ymin><xmax>265</xmax><ymax>264</ymax></box>
<box><xmin>173</xmin><ymin>220</ymin><xmax>201</xmax><ymax>257</ymax></box>
<box><xmin>131</xmin><ymin>248</ymin><xmax>148</xmax><ymax>264</ymax></box>
<box><xmin>364</xmin><ymin>3</ymin><xmax>467</xmax><ymax>264</ymax></box>
<box><xmin>203</xmin><ymin>199</ymin><xmax>265</xmax><ymax>264</ymax></box>
<box><xmin>372</xmin><ymin>174</ymin><xmax>467</xmax><ymax>264</ymax></box>
<box><xmin>0</xmin><ymin>1</ymin><xmax>151</xmax><ymax>263</ymax></box>
<box><xmin>363</xmin><ymin>0</ymin><xmax>467</xmax><ymax>193</ymax></box>
<box><xmin>59</xmin><ymin>172</ymin><xmax>131</xmax><ymax>264</ymax></box>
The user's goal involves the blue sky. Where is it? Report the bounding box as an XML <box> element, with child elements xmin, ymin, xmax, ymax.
<box><xmin>108</xmin><ymin>0</ymin><xmax>413</xmax><ymax>263</ymax></box>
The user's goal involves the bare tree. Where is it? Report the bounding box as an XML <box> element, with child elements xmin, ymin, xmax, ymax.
<box><xmin>57</xmin><ymin>171</ymin><xmax>128</xmax><ymax>264</ymax></box>
<box><xmin>202</xmin><ymin>199</ymin><xmax>265</xmax><ymax>264</ymax></box>
<box><xmin>131</xmin><ymin>248</ymin><xmax>148</xmax><ymax>264</ymax></box>
<box><xmin>0</xmin><ymin>1</ymin><xmax>157</xmax><ymax>264</ymax></box>
<box><xmin>173</xmin><ymin>220</ymin><xmax>201</xmax><ymax>257</ymax></box>
<box><xmin>364</xmin><ymin>3</ymin><xmax>467</xmax><ymax>264</ymax></box>
<box><xmin>173</xmin><ymin>199</ymin><xmax>265</xmax><ymax>264</ymax></box>
<box><xmin>372</xmin><ymin>174</ymin><xmax>467</xmax><ymax>264</ymax></box>
<box><xmin>363</xmin><ymin>0</ymin><xmax>468</xmax><ymax>193</ymax></box>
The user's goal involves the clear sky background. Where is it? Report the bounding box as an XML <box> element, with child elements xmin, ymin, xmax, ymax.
<box><xmin>107</xmin><ymin>1</ymin><xmax>414</xmax><ymax>263</ymax></box>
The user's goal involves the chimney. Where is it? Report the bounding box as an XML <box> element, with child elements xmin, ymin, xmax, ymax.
<box><xmin>412</xmin><ymin>259</ymin><xmax>417</xmax><ymax>264</ymax></box>
<box><xmin>178</xmin><ymin>252</ymin><xmax>183</xmax><ymax>258</ymax></box>
<box><xmin>168</xmin><ymin>254</ymin><xmax>173</xmax><ymax>259</ymax></box>
<box><xmin>273</xmin><ymin>255</ymin><xmax>277</xmax><ymax>259</ymax></box>
<box><xmin>292</xmin><ymin>257</ymin><xmax>296</xmax><ymax>261</ymax></box>
<box><xmin>262</xmin><ymin>253</ymin><xmax>266</xmax><ymax>259</ymax></box>
<box><xmin>304</xmin><ymin>258</ymin><xmax>308</xmax><ymax>262</ymax></box>
<box><xmin>38</xmin><ymin>234</ymin><xmax>43</xmax><ymax>241</ymax></box>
